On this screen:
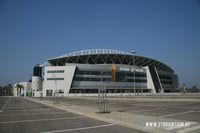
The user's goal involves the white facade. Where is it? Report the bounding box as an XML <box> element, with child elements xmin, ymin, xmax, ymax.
<box><xmin>43</xmin><ymin>65</ymin><xmax>76</xmax><ymax>97</ymax></box>
<box><xmin>13</xmin><ymin>65</ymin><xmax>164</xmax><ymax>97</ymax></box>
<box><xmin>32</xmin><ymin>76</ymin><xmax>42</xmax><ymax>97</ymax></box>
<box><xmin>13</xmin><ymin>82</ymin><xmax>32</xmax><ymax>96</ymax></box>
<box><xmin>144</xmin><ymin>66</ymin><xmax>156</xmax><ymax>93</ymax></box>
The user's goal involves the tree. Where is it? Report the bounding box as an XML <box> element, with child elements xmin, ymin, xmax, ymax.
<box><xmin>179</xmin><ymin>87</ymin><xmax>188</xmax><ymax>93</ymax></box>
<box><xmin>0</xmin><ymin>84</ymin><xmax>13</xmax><ymax>96</ymax></box>
<box><xmin>0</xmin><ymin>86</ymin><xmax>3</xmax><ymax>95</ymax></box>
<box><xmin>16</xmin><ymin>84</ymin><xmax>24</xmax><ymax>96</ymax></box>
<box><xmin>190</xmin><ymin>86</ymin><xmax>200</xmax><ymax>93</ymax></box>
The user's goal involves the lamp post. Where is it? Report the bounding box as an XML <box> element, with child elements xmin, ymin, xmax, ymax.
<box><xmin>183</xmin><ymin>83</ymin><xmax>186</xmax><ymax>94</ymax></box>
<box><xmin>131</xmin><ymin>51</ymin><xmax>136</xmax><ymax>95</ymax></box>
<box><xmin>54</xmin><ymin>57</ymin><xmax>59</xmax><ymax>104</ymax></box>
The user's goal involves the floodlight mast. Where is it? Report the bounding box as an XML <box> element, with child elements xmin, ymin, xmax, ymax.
<box><xmin>131</xmin><ymin>51</ymin><xmax>136</xmax><ymax>95</ymax></box>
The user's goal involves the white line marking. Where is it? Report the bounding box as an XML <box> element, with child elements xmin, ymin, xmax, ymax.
<box><xmin>128</xmin><ymin>104</ymin><xmax>159</xmax><ymax>107</ymax></box>
<box><xmin>0</xmin><ymin>112</ymin><xmax>67</xmax><ymax>117</ymax></box>
<box><xmin>2</xmin><ymin>108</ymin><xmax>54</xmax><ymax>112</ymax></box>
<box><xmin>0</xmin><ymin>116</ymin><xmax>85</xmax><ymax>124</ymax></box>
<box><xmin>178</xmin><ymin>125</ymin><xmax>200</xmax><ymax>133</ymax></box>
<box><xmin>177</xmin><ymin>108</ymin><xmax>200</xmax><ymax>110</ymax></box>
<box><xmin>130</xmin><ymin>108</ymin><xmax>162</xmax><ymax>113</ymax></box>
<box><xmin>159</xmin><ymin>111</ymin><xmax>194</xmax><ymax>118</ymax></box>
<box><xmin>192</xmin><ymin>110</ymin><xmax>200</xmax><ymax>112</ymax></box>
<box><xmin>110</xmin><ymin>106</ymin><xmax>140</xmax><ymax>110</ymax></box>
<box><xmin>40</xmin><ymin>123</ymin><xmax>115</xmax><ymax>133</ymax></box>
<box><xmin>1</xmin><ymin>97</ymin><xmax>10</xmax><ymax>110</ymax></box>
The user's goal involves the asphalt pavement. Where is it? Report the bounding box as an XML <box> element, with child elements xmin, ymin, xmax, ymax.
<box><xmin>42</xmin><ymin>96</ymin><xmax>200</xmax><ymax>123</ymax></box>
<box><xmin>0</xmin><ymin>97</ymin><xmax>145</xmax><ymax>133</ymax></box>
<box><xmin>33</xmin><ymin>96</ymin><xmax>200</xmax><ymax>133</ymax></box>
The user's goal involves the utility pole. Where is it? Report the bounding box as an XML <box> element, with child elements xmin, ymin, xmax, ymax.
<box><xmin>54</xmin><ymin>58</ymin><xmax>59</xmax><ymax>104</ymax></box>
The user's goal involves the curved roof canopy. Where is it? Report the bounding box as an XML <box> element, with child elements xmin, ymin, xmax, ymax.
<box><xmin>49</xmin><ymin>49</ymin><xmax>134</xmax><ymax>59</ymax></box>
<box><xmin>48</xmin><ymin>49</ymin><xmax>174</xmax><ymax>72</ymax></box>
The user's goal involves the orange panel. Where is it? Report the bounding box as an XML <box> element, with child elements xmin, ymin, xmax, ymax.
<box><xmin>111</xmin><ymin>64</ymin><xmax>115</xmax><ymax>82</ymax></box>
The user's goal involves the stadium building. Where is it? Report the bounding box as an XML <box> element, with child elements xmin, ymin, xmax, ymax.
<box><xmin>14</xmin><ymin>49</ymin><xmax>179</xmax><ymax>97</ymax></box>
<box><xmin>31</xmin><ymin>49</ymin><xmax>178</xmax><ymax>97</ymax></box>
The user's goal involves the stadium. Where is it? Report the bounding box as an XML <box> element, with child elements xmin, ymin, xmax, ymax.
<box><xmin>14</xmin><ymin>49</ymin><xmax>179</xmax><ymax>97</ymax></box>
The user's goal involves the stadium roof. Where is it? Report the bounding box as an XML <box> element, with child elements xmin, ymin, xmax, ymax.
<box><xmin>47</xmin><ymin>49</ymin><xmax>174</xmax><ymax>72</ymax></box>
<box><xmin>49</xmin><ymin>49</ymin><xmax>134</xmax><ymax>60</ymax></box>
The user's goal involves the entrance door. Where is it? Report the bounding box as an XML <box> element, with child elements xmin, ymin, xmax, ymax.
<box><xmin>46</xmin><ymin>90</ymin><xmax>53</xmax><ymax>96</ymax></box>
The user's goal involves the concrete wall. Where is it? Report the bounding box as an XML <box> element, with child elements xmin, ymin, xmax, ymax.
<box><xmin>143</xmin><ymin>66</ymin><xmax>156</xmax><ymax>93</ymax></box>
<box><xmin>32</xmin><ymin>76</ymin><xmax>42</xmax><ymax>97</ymax></box>
<box><xmin>43</xmin><ymin>65</ymin><xmax>76</xmax><ymax>97</ymax></box>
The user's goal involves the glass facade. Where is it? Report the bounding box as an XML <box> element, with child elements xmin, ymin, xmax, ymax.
<box><xmin>159</xmin><ymin>75</ymin><xmax>173</xmax><ymax>85</ymax></box>
<box><xmin>68</xmin><ymin>64</ymin><xmax>177</xmax><ymax>94</ymax></box>
<box><xmin>74</xmin><ymin>70</ymin><xmax>112</xmax><ymax>82</ymax></box>
<box><xmin>115</xmin><ymin>72</ymin><xmax>147</xmax><ymax>83</ymax></box>
<box><xmin>158</xmin><ymin>74</ymin><xmax>175</xmax><ymax>92</ymax></box>
<box><xmin>74</xmin><ymin>70</ymin><xmax>147</xmax><ymax>83</ymax></box>
<box><xmin>71</xmin><ymin>65</ymin><xmax>149</xmax><ymax>94</ymax></box>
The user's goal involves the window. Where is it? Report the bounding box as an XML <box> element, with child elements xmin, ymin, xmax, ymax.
<box><xmin>46</xmin><ymin>90</ymin><xmax>53</xmax><ymax>96</ymax></box>
<box><xmin>75</xmin><ymin>70</ymin><xmax>111</xmax><ymax>76</ymax></box>
<box><xmin>161</xmin><ymin>81</ymin><xmax>172</xmax><ymax>84</ymax></box>
<box><xmin>115</xmin><ymin>72</ymin><xmax>147</xmax><ymax>82</ymax></box>
<box><xmin>126</xmin><ymin>79</ymin><xmax>147</xmax><ymax>83</ymax></box>
<box><xmin>47</xmin><ymin>70</ymin><xmax>64</xmax><ymax>73</ymax></box>
<box><xmin>126</xmin><ymin>72</ymin><xmax>146</xmax><ymax>77</ymax></box>
<box><xmin>159</xmin><ymin>75</ymin><xmax>171</xmax><ymax>80</ymax></box>
<box><xmin>47</xmin><ymin>78</ymin><xmax>64</xmax><ymax>80</ymax></box>
<box><xmin>74</xmin><ymin>77</ymin><xmax>111</xmax><ymax>82</ymax></box>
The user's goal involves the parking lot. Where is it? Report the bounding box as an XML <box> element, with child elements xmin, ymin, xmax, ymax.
<box><xmin>43</xmin><ymin>96</ymin><xmax>200</xmax><ymax>123</ymax></box>
<box><xmin>1</xmin><ymin>96</ymin><xmax>200</xmax><ymax>133</ymax></box>
<box><xmin>0</xmin><ymin>97</ymin><xmax>145</xmax><ymax>133</ymax></box>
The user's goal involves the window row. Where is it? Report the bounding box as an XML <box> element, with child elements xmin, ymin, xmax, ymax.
<box><xmin>161</xmin><ymin>81</ymin><xmax>173</xmax><ymax>85</ymax></box>
<box><xmin>74</xmin><ymin>77</ymin><xmax>111</xmax><ymax>81</ymax></box>
<box><xmin>125</xmin><ymin>72</ymin><xmax>147</xmax><ymax>77</ymax></box>
<box><xmin>159</xmin><ymin>75</ymin><xmax>172</xmax><ymax>80</ymax></box>
<box><xmin>47</xmin><ymin>70</ymin><xmax>65</xmax><ymax>73</ymax></box>
<box><xmin>75</xmin><ymin>70</ymin><xmax>111</xmax><ymax>75</ymax></box>
<box><xmin>75</xmin><ymin>70</ymin><xmax>147</xmax><ymax>77</ymax></box>
<box><xmin>73</xmin><ymin>77</ymin><xmax>147</xmax><ymax>83</ymax></box>
<box><xmin>47</xmin><ymin>78</ymin><xmax>64</xmax><ymax>80</ymax></box>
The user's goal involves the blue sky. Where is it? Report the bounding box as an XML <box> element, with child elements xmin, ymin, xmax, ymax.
<box><xmin>0</xmin><ymin>0</ymin><xmax>200</xmax><ymax>88</ymax></box>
